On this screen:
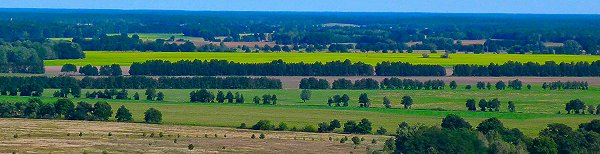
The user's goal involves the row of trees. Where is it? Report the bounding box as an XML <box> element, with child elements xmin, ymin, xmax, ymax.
<box><xmin>129</xmin><ymin>59</ymin><xmax>448</xmax><ymax>76</ymax></box>
<box><xmin>454</xmin><ymin>61</ymin><xmax>600</xmax><ymax>76</ymax></box>
<box><xmin>246</xmin><ymin>118</ymin><xmax>371</xmax><ymax>134</ymax></box>
<box><xmin>375</xmin><ymin>61</ymin><xmax>446</xmax><ymax>76</ymax></box>
<box><xmin>77</xmin><ymin>64</ymin><xmax>123</xmax><ymax>76</ymax></box>
<box><xmin>189</xmin><ymin>89</ymin><xmax>245</xmax><ymax>104</ymax></box>
<box><xmin>391</xmin><ymin>114</ymin><xmax>600</xmax><ymax>154</ymax></box>
<box><xmin>465</xmin><ymin>98</ymin><xmax>508</xmax><ymax>112</ymax></box>
<box><xmin>543</xmin><ymin>81</ymin><xmax>589</xmax><ymax>90</ymax></box>
<box><xmin>0</xmin><ymin>98</ymin><xmax>163</xmax><ymax>124</ymax></box>
<box><xmin>0</xmin><ymin>76</ymin><xmax>282</xmax><ymax>90</ymax></box>
<box><xmin>301</xmin><ymin>77</ymin><xmax>447</xmax><ymax>90</ymax></box>
<box><xmin>129</xmin><ymin>59</ymin><xmax>374</xmax><ymax>76</ymax></box>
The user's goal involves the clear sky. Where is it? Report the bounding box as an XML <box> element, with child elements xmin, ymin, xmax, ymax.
<box><xmin>1</xmin><ymin>0</ymin><xmax>599</xmax><ymax>14</ymax></box>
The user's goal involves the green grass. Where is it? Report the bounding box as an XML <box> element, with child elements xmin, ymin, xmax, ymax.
<box><xmin>44</xmin><ymin>51</ymin><xmax>600</xmax><ymax>66</ymax></box>
<box><xmin>2</xmin><ymin>86</ymin><xmax>599</xmax><ymax>136</ymax></box>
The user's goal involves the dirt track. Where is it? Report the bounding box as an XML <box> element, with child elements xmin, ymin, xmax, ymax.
<box><xmin>44</xmin><ymin>66</ymin><xmax>600</xmax><ymax>89</ymax></box>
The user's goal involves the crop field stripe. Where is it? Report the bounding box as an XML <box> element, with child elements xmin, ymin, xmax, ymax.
<box><xmin>43</xmin><ymin>51</ymin><xmax>600</xmax><ymax>66</ymax></box>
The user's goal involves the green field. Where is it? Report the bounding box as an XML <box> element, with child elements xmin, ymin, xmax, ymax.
<box><xmin>2</xmin><ymin>86</ymin><xmax>599</xmax><ymax>136</ymax></box>
<box><xmin>44</xmin><ymin>51</ymin><xmax>600</xmax><ymax>66</ymax></box>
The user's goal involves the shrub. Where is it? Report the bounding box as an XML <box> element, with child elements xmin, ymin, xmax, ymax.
<box><xmin>188</xmin><ymin>144</ymin><xmax>194</xmax><ymax>150</ymax></box>
<box><xmin>252</xmin><ymin>120</ymin><xmax>275</xmax><ymax>130</ymax></box>
<box><xmin>352</xmin><ymin>136</ymin><xmax>361</xmax><ymax>145</ymax></box>
<box><xmin>259</xmin><ymin>133</ymin><xmax>266</xmax><ymax>139</ymax></box>
<box><xmin>144</xmin><ymin>108</ymin><xmax>162</xmax><ymax>124</ymax></box>
<box><xmin>239</xmin><ymin>123</ymin><xmax>247</xmax><ymax>129</ymax></box>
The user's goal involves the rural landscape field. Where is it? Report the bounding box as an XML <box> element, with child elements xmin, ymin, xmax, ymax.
<box><xmin>1</xmin><ymin>2</ymin><xmax>600</xmax><ymax>153</ymax></box>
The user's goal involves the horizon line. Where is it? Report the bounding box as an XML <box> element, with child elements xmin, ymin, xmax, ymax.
<box><xmin>1</xmin><ymin>7</ymin><xmax>599</xmax><ymax>15</ymax></box>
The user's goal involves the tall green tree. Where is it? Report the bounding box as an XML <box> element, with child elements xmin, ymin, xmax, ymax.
<box><xmin>115</xmin><ymin>105</ymin><xmax>133</xmax><ymax>122</ymax></box>
<box><xmin>401</xmin><ymin>96</ymin><xmax>413</xmax><ymax>109</ymax></box>
<box><xmin>144</xmin><ymin>108</ymin><xmax>162</xmax><ymax>124</ymax></box>
<box><xmin>300</xmin><ymin>89</ymin><xmax>311</xmax><ymax>103</ymax></box>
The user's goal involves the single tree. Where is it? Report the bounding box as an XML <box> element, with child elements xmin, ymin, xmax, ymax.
<box><xmin>145</xmin><ymin>88</ymin><xmax>156</xmax><ymax>101</ymax></box>
<box><xmin>216</xmin><ymin>91</ymin><xmax>225</xmax><ymax>103</ymax></box>
<box><xmin>300</xmin><ymin>89</ymin><xmax>311</xmax><ymax>103</ymax></box>
<box><xmin>133</xmin><ymin>92</ymin><xmax>140</xmax><ymax>100</ymax></box>
<box><xmin>358</xmin><ymin>93</ymin><xmax>370</xmax><ymax>108</ymax></box>
<box><xmin>253</xmin><ymin>96</ymin><xmax>260</xmax><ymax>104</ymax></box>
<box><xmin>226</xmin><ymin>91</ymin><xmax>234</xmax><ymax>103</ymax></box>
<box><xmin>383</xmin><ymin>96</ymin><xmax>392</xmax><ymax>108</ymax></box>
<box><xmin>466</xmin><ymin>99</ymin><xmax>477</xmax><ymax>111</ymax></box>
<box><xmin>449</xmin><ymin>81</ymin><xmax>458</xmax><ymax>90</ymax></box>
<box><xmin>401</xmin><ymin>96</ymin><xmax>413</xmax><ymax>109</ymax></box>
<box><xmin>156</xmin><ymin>92</ymin><xmax>164</xmax><ymax>101</ymax></box>
<box><xmin>144</xmin><ymin>108</ymin><xmax>162</xmax><ymax>124</ymax></box>
<box><xmin>341</xmin><ymin>94</ymin><xmax>350</xmax><ymax>107</ymax></box>
<box><xmin>92</xmin><ymin>101</ymin><xmax>112</xmax><ymax>121</ymax></box>
<box><xmin>508</xmin><ymin>101</ymin><xmax>516</xmax><ymax>112</ymax></box>
<box><xmin>271</xmin><ymin>95</ymin><xmax>277</xmax><ymax>105</ymax></box>
<box><xmin>478</xmin><ymin>99</ymin><xmax>488</xmax><ymax>111</ymax></box>
<box><xmin>115</xmin><ymin>105</ymin><xmax>133</xmax><ymax>122</ymax></box>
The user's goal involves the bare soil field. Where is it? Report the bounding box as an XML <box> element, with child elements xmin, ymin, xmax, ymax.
<box><xmin>0</xmin><ymin>119</ymin><xmax>385</xmax><ymax>154</ymax></box>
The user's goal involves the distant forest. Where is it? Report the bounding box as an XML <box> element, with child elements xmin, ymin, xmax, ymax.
<box><xmin>0</xmin><ymin>9</ymin><xmax>600</xmax><ymax>54</ymax></box>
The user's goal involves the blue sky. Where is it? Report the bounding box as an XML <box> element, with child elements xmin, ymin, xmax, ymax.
<box><xmin>1</xmin><ymin>0</ymin><xmax>599</xmax><ymax>14</ymax></box>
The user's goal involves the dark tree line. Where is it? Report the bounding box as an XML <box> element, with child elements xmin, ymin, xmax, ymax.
<box><xmin>0</xmin><ymin>98</ymin><xmax>114</xmax><ymax>121</ymax></box>
<box><xmin>0</xmin><ymin>76</ymin><xmax>282</xmax><ymax>91</ymax></box>
<box><xmin>328</xmin><ymin>78</ymin><xmax>446</xmax><ymax>90</ymax></box>
<box><xmin>543</xmin><ymin>81</ymin><xmax>589</xmax><ymax>90</ymax></box>
<box><xmin>376</xmin><ymin>61</ymin><xmax>446</xmax><ymax>76</ymax></box>
<box><xmin>381</xmin><ymin>78</ymin><xmax>445</xmax><ymax>90</ymax></box>
<box><xmin>299</xmin><ymin>77</ymin><xmax>329</xmax><ymax>89</ymax></box>
<box><xmin>129</xmin><ymin>59</ymin><xmax>374</xmax><ymax>76</ymax></box>
<box><xmin>78</xmin><ymin>64</ymin><xmax>123</xmax><ymax>76</ymax></box>
<box><xmin>454</xmin><ymin>61</ymin><xmax>600</xmax><ymax>76</ymax></box>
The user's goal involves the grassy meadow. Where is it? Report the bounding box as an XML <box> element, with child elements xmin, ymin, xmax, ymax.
<box><xmin>2</xmin><ymin>86</ymin><xmax>599</xmax><ymax>136</ymax></box>
<box><xmin>44</xmin><ymin>51</ymin><xmax>600</xmax><ymax>66</ymax></box>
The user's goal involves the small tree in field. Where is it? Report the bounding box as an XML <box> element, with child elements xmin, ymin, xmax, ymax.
<box><xmin>133</xmin><ymin>92</ymin><xmax>140</xmax><ymax>100</ymax></box>
<box><xmin>449</xmin><ymin>81</ymin><xmax>458</xmax><ymax>90</ymax></box>
<box><xmin>300</xmin><ymin>89</ymin><xmax>311</xmax><ymax>103</ymax></box>
<box><xmin>156</xmin><ymin>92</ymin><xmax>164</xmax><ymax>101</ymax></box>
<box><xmin>401</xmin><ymin>96</ymin><xmax>413</xmax><ymax>109</ymax></box>
<box><xmin>115</xmin><ymin>105</ymin><xmax>133</xmax><ymax>122</ymax></box>
<box><xmin>144</xmin><ymin>108</ymin><xmax>162</xmax><ymax>124</ymax></box>
<box><xmin>383</xmin><ymin>96</ymin><xmax>392</xmax><ymax>108</ymax></box>
<box><xmin>145</xmin><ymin>88</ymin><xmax>156</xmax><ymax>101</ymax></box>
<box><xmin>508</xmin><ymin>101</ymin><xmax>516</xmax><ymax>112</ymax></box>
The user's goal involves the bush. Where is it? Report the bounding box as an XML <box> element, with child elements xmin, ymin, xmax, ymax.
<box><xmin>188</xmin><ymin>144</ymin><xmax>194</xmax><ymax>150</ymax></box>
<box><xmin>239</xmin><ymin>123</ymin><xmax>247</xmax><ymax>129</ymax></box>
<box><xmin>252</xmin><ymin>120</ymin><xmax>275</xmax><ymax>130</ymax></box>
<box><xmin>61</xmin><ymin>64</ymin><xmax>77</xmax><ymax>73</ymax></box>
<box><xmin>352</xmin><ymin>136</ymin><xmax>361</xmax><ymax>145</ymax></box>
<box><xmin>259</xmin><ymin>133</ymin><xmax>266</xmax><ymax>139</ymax></box>
<box><xmin>144</xmin><ymin>108</ymin><xmax>162</xmax><ymax>124</ymax></box>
